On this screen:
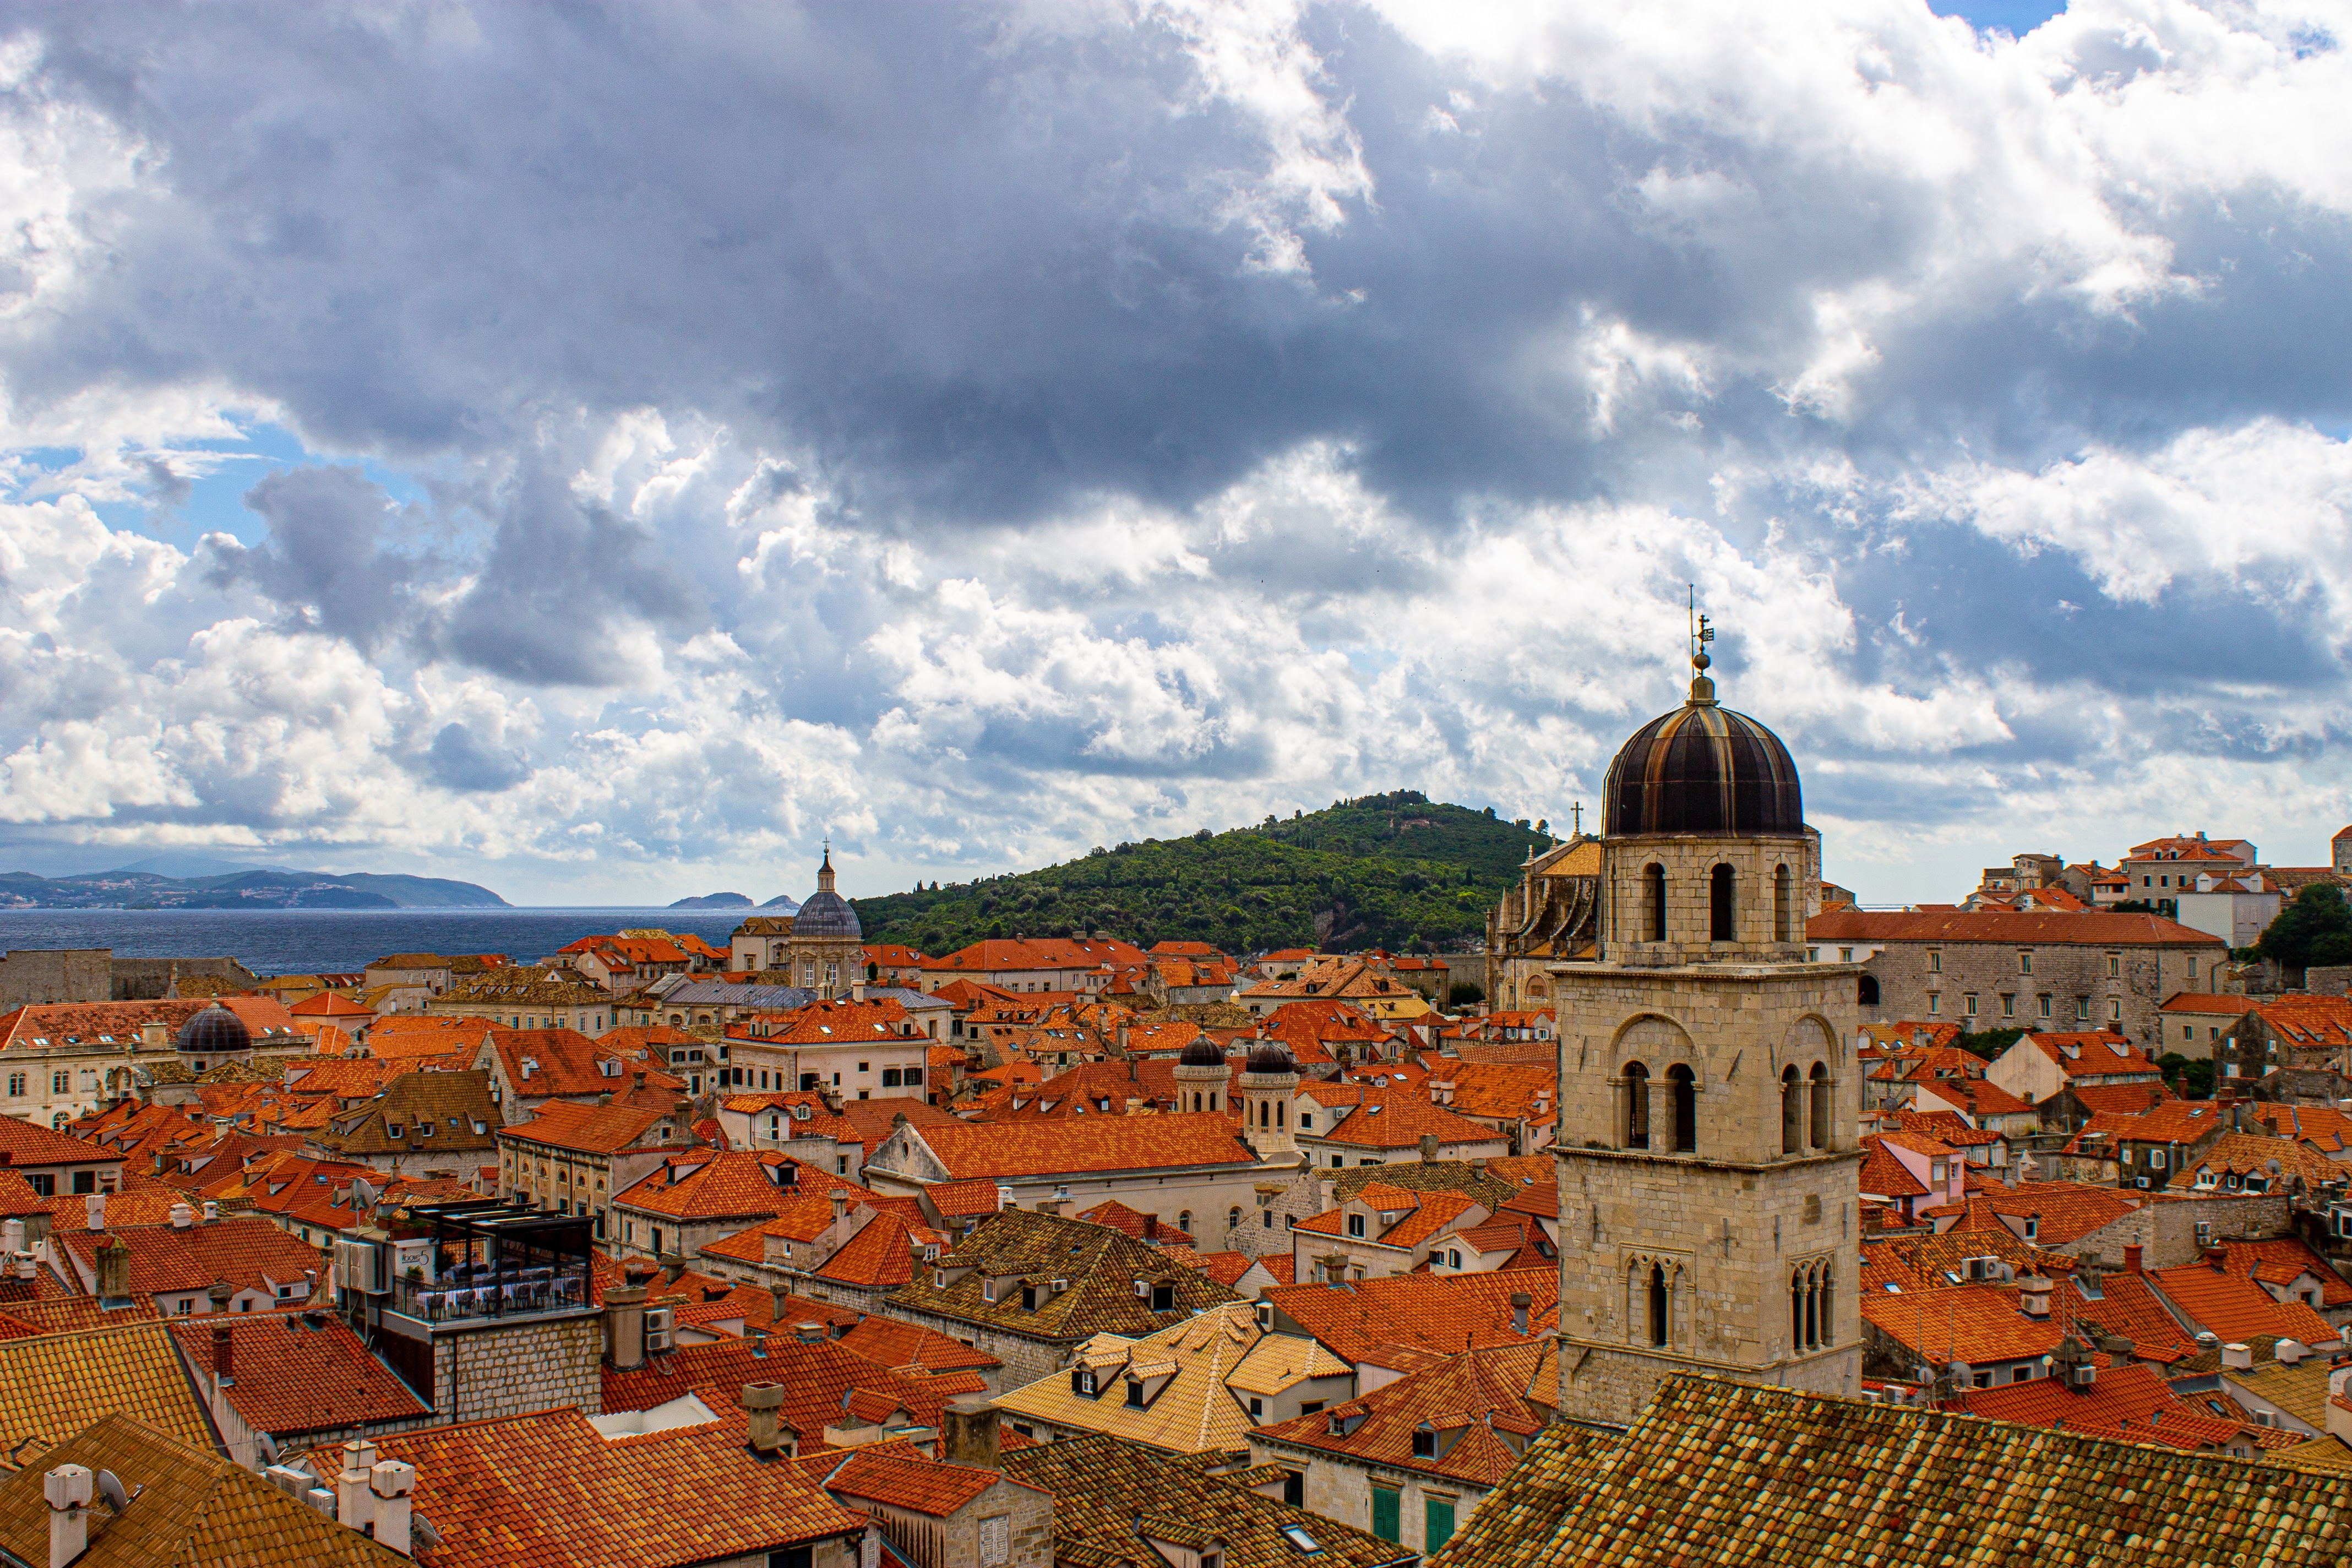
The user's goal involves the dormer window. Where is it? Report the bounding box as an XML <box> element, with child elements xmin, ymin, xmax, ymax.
<box><xmin>1411</xmin><ymin>1427</ymin><xmax>1436</xmax><ymax>1457</ymax></box>
<box><xmin>385</xmin><ymin>1123</ymin><xmax>404</xmax><ymax>1139</ymax></box>
<box><xmin>982</xmin><ymin>1279</ymin><xmax>998</xmax><ymax>1303</ymax></box>
<box><xmin>1076</xmin><ymin>1369</ymin><xmax>1097</xmax><ymax>1396</ymax></box>
<box><xmin>1124</xmin><ymin>1379</ymin><xmax>1146</xmax><ymax>1408</ymax></box>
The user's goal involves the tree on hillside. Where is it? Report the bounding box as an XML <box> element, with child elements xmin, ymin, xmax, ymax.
<box><xmin>2252</xmin><ymin>884</ymin><xmax>2352</xmax><ymax>973</ymax></box>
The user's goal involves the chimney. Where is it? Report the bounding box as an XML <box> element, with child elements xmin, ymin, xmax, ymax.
<box><xmin>369</xmin><ymin>1460</ymin><xmax>415</xmax><ymax>1558</ymax></box>
<box><xmin>85</xmin><ymin>1193</ymin><xmax>107</xmax><ymax>1232</ymax></box>
<box><xmin>0</xmin><ymin>1219</ymin><xmax>19</xmax><ymax>1256</ymax></box>
<box><xmin>605</xmin><ymin>1284</ymin><xmax>648</xmax><ymax>1370</ymax></box>
<box><xmin>2278</xmin><ymin>1339</ymin><xmax>2310</xmax><ymax>1365</ymax></box>
<box><xmin>43</xmin><ymin>1464</ymin><xmax>90</xmax><ymax>1568</ymax></box>
<box><xmin>2222</xmin><ymin>1342</ymin><xmax>2254</xmax><ymax>1371</ymax></box>
<box><xmin>1419</xmin><ymin>1134</ymin><xmax>1439</xmax><ymax>1164</ymax></box>
<box><xmin>2017</xmin><ymin>1275</ymin><xmax>2052</xmax><ymax>1320</ymax></box>
<box><xmin>202</xmin><ymin>1199</ymin><xmax>218</xmax><ymax>1224</ymax></box>
<box><xmin>634</xmin><ymin>1070</ymin><xmax>647</xmax><ymax>1089</ymax></box>
<box><xmin>168</xmin><ymin>1201</ymin><xmax>192</xmax><ymax>1230</ymax></box>
<box><xmin>335</xmin><ymin>1440</ymin><xmax>378</xmax><ymax>1530</ymax></box>
<box><xmin>943</xmin><ymin>1394</ymin><xmax>1001</xmax><ymax>1470</ymax></box>
<box><xmin>770</xmin><ymin>1282</ymin><xmax>792</xmax><ymax>1325</ymax></box>
<box><xmin>743</xmin><ymin>1382</ymin><xmax>795</xmax><ymax>1456</ymax></box>
<box><xmin>749</xmin><ymin>1325</ymin><xmax>769</xmax><ymax>1358</ymax></box>
<box><xmin>831</xmin><ymin>1191</ymin><xmax>848</xmax><ymax>1224</ymax></box>
<box><xmin>795</xmin><ymin>1320</ymin><xmax>825</xmax><ymax>1344</ymax></box>
<box><xmin>1509</xmin><ymin>1291</ymin><xmax>1531</xmax><ymax>1336</ymax></box>
<box><xmin>94</xmin><ymin>1237</ymin><xmax>130</xmax><ymax>1303</ymax></box>
<box><xmin>2124</xmin><ymin>1245</ymin><xmax>2142</xmax><ymax>1276</ymax></box>
<box><xmin>660</xmin><ymin>1253</ymin><xmax>687</xmax><ymax>1285</ymax></box>
<box><xmin>13</xmin><ymin>1253</ymin><xmax>31</xmax><ymax>1282</ymax></box>
<box><xmin>211</xmin><ymin>1322</ymin><xmax>235</xmax><ymax>1386</ymax></box>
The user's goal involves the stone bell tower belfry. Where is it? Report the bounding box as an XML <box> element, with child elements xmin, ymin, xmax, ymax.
<box><xmin>1550</xmin><ymin>607</ymin><xmax>1862</xmax><ymax>1426</ymax></box>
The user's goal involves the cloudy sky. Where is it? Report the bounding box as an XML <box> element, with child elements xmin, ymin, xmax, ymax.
<box><xmin>2</xmin><ymin>0</ymin><xmax>2348</xmax><ymax>907</ymax></box>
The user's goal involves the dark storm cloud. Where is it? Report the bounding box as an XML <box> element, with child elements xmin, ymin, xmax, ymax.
<box><xmin>204</xmin><ymin>465</ymin><xmax>422</xmax><ymax>649</ymax></box>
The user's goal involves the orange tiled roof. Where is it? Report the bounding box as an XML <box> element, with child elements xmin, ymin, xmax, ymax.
<box><xmin>1266</xmin><ymin>1268</ymin><xmax>1556</xmax><ymax>1364</ymax></box>
<box><xmin>1807</xmin><ymin>909</ymin><xmax>2224</xmax><ymax>947</ymax></box>
<box><xmin>353</xmin><ymin>1406</ymin><xmax>865</xmax><ymax>1562</ymax></box>
<box><xmin>1860</xmin><ymin>1282</ymin><xmax>2067</xmax><ymax>1366</ymax></box>
<box><xmin>499</xmin><ymin>1098</ymin><xmax>681</xmax><ymax>1155</ymax></box>
<box><xmin>1937</xmin><ymin>1359</ymin><xmax>2271</xmax><ymax>1451</ymax></box>
<box><xmin>2218</xmin><ymin>1238</ymin><xmax>2352</xmax><ymax>1307</ymax></box>
<box><xmin>823</xmin><ymin>1445</ymin><xmax>1038</xmax><ymax>1516</ymax></box>
<box><xmin>2062</xmin><ymin>1270</ymin><xmax>2203</xmax><ymax>1364</ymax></box>
<box><xmin>616</xmin><ymin>1149</ymin><xmax>846</xmax><ymax>1221</ymax></box>
<box><xmin>2149</xmin><ymin>1260</ymin><xmax>2338</xmax><ymax>1345</ymax></box>
<box><xmin>166</xmin><ymin>1313</ymin><xmax>428</xmax><ymax>1434</ymax></box>
<box><xmin>894</xmin><ymin>1114</ymin><xmax>1256</xmax><ymax>1179</ymax></box>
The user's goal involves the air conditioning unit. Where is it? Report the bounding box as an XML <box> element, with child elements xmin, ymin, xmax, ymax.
<box><xmin>334</xmin><ymin>1238</ymin><xmax>385</xmax><ymax>1295</ymax></box>
<box><xmin>2134</xmin><ymin>1177</ymin><xmax>2150</xmax><ymax>1190</ymax></box>
<box><xmin>1134</xmin><ymin>1280</ymin><xmax>1151</xmax><ymax>1298</ymax></box>
<box><xmin>644</xmin><ymin>1307</ymin><xmax>675</xmax><ymax>1353</ymax></box>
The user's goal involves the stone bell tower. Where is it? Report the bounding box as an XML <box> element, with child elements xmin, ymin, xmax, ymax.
<box><xmin>1549</xmin><ymin>616</ymin><xmax>1862</xmax><ymax>1426</ymax></box>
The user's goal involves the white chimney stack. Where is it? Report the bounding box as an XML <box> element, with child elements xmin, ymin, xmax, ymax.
<box><xmin>369</xmin><ymin>1459</ymin><xmax>415</xmax><ymax>1558</ymax></box>
<box><xmin>85</xmin><ymin>1193</ymin><xmax>107</xmax><ymax>1232</ymax></box>
<box><xmin>43</xmin><ymin>1464</ymin><xmax>91</xmax><ymax>1568</ymax></box>
<box><xmin>202</xmin><ymin>1199</ymin><xmax>219</xmax><ymax>1224</ymax></box>
<box><xmin>2277</xmin><ymin>1339</ymin><xmax>2309</xmax><ymax>1365</ymax></box>
<box><xmin>1</xmin><ymin>1218</ymin><xmax>23</xmax><ymax>1254</ymax></box>
<box><xmin>2222</xmin><ymin>1342</ymin><xmax>2254</xmax><ymax>1371</ymax></box>
<box><xmin>169</xmin><ymin>1201</ymin><xmax>194</xmax><ymax>1230</ymax></box>
<box><xmin>336</xmin><ymin>1440</ymin><xmax>377</xmax><ymax>1529</ymax></box>
<box><xmin>14</xmin><ymin>1252</ymin><xmax>34</xmax><ymax>1282</ymax></box>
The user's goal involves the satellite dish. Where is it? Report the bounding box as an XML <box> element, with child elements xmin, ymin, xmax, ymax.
<box><xmin>412</xmin><ymin>1515</ymin><xmax>444</xmax><ymax>1551</ymax></box>
<box><xmin>93</xmin><ymin>1471</ymin><xmax>130</xmax><ymax>1514</ymax></box>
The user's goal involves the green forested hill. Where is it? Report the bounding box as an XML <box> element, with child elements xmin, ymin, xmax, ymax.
<box><xmin>852</xmin><ymin>790</ymin><xmax>1555</xmax><ymax>957</ymax></box>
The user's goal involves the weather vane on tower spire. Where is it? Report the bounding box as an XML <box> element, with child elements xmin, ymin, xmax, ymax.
<box><xmin>1686</xmin><ymin>584</ymin><xmax>1717</xmax><ymax>705</ymax></box>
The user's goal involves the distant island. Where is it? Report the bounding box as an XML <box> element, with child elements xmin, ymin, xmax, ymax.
<box><xmin>0</xmin><ymin>866</ymin><xmax>510</xmax><ymax>910</ymax></box>
<box><xmin>761</xmin><ymin>894</ymin><xmax>801</xmax><ymax>912</ymax></box>
<box><xmin>668</xmin><ymin>891</ymin><xmax>753</xmax><ymax>909</ymax></box>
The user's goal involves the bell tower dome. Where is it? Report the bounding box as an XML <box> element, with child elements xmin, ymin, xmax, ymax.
<box><xmin>1550</xmin><ymin>611</ymin><xmax>1861</xmax><ymax>1427</ymax></box>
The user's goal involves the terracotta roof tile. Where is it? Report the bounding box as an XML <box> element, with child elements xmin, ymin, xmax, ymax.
<box><xmin>1266</xmin><ymin>1269</ymin><xmax>1555</xmax><ymax>1364</ymax></box>
<box><xmin>0</xmin><ymin>1320</ymin><xmax>215</xmax><ymax>1458</ymax></box>
<box><xmin>166</xmin><ymin>1313</ymin><xmax>428</xmax><ymax>1434</ymax></box>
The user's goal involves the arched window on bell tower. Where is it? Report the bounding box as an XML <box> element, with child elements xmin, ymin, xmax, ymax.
<box><xmin>1623</xmin><ymin>1062</ymin><xmax>1651</xmax><ymax>1150</ymax></box>
<box><xmin>1642</xmin><ymin>863</ymin><xmax>1666</xmax><ymax>943</ymax></box>
<box><xmin>1667</xmin><ymin>1064</ymin><xmax>1696</xmax><ymax>1152</ymax></box>
<box><xmin>1809</xmin><ymin>1062</ymin><xmax>1832</xmax><ymax>1150</ymax></box>
<box><xmin>1780</xmin><ymin>1066</ymin><xmax>1802</xmax><ymax>1155</ymax></box>
<box><xmin>1710</xmin><ymin>864</ymin><xmax>1736</xmax><ymax>941</ymax></box>
<box><xmin>1773</xmin><ymin>863</ymin><xmax>1794</xmax><ymax>943</ymax></box>
<box><xmin>1648</xmin><ymin>1264</ymin><xmax>1669</xmax><ymax>1347</ymax></box>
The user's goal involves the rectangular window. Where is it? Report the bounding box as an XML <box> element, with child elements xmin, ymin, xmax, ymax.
<box><xmin>1927</xmin><ymin>993</ymin><xmax>1940</xmax><ymax>1016</ymax></box>
<box><xmin>25</xmin><ymin>1174</ymin><xmax>52</xmax><ymax>1197</ymax></box>
<box><xmin>2110</xmin><ymin>998</ymin><xmax>2122</xmax><ymax>1022</ymax></box>
<box><xmin>2076</xmin><ymin>997</ymin><xmax>2090</xmax><ymax>1021</ymax></box>
<box><xmin>2106</xmin><ymin>954</ymin><xmax>2120</xmax><ymax>978</ymax></box>
<box><xmin>1425</xmin><ymin>1498</ymin><xmax>1457</xmax><ymax>1550</ymax></box>
<box><xmin>2018</xmin><ymin>951</ymin><xmax>2033</xmax><ymax>975</ymax></box>
<box><xmin>1964</xmin><ymin>994</ymin><xmax>1978</xmax><ymax>1018</ymax></box>
<box><xmin>2038</xmin><ymin>995</ymin><xmax>2052</xmax><ymax>1019</ymax></box>
<box><xmin>1347</xmin><ymin>1213</ymin><xmax>1366</xmax><ymax>1238</ymax></box>
<box><xmin>1927</xmin><ymin>950</ymin><xmax>1941</xmax><ymax>973</ymax></box>
<box><xmin>905</xmin><ymin>1067</ymin><xmax>923</xmax><ymax>1086</ymax></box>
<box><xmin>4</xmin><ymin>1074</ymin><xmax>19</xmax><ymax>1097</ymax></box>
<box><xmin>881</xmin><ymin>1068</ymin><xmax>902</xmax><ymax>1087</ymax></box>
<box><xmin>1283</xmin><ymin>1471</ymin><xmax>1305</xmax><ymax>1508</ymax></box>
<box><xmin>1371</xmin><ymin>1487</ymin><xmax>1401</xmax><ymax>1543</ymax></box>
<box><xmin>71</xmin><ymin>1171</ymin><xmax>94</xmax><ymax>1195</ymax></box>
<box><xmin>51</xmin><ymin>1071</ymin><xmax>68</xmax><ymax>1095</ymax></box>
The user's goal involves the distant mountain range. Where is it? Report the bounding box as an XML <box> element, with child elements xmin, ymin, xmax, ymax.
<box><xmin>0</xmin><ymin>865</ymin><xmax>510</xmax><ymax>910</ymax></box>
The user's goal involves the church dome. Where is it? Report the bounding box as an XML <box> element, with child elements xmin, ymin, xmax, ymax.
<box><xmin>1603</xmin><ymin>668</ymin><xmax>1803</xmax><ymax>838</ymax></box>
<box><xmin>791</xmin><ymin>889</ymin><xmax>862</xmax><ymax>940</ymax></box>
<box><xmin>1177</xmin><ymin>1038</ymin><xmax>1227</xmax><ymax>1068</ymax></box>
<box><xmin>177</xmin><ymin>1003</ymin><xmax>250</xmax><ymax>1055</ymax></box>
<box><xmin>1243</xmin><ymin>1042</ymin><xmax>1296</xmax><ymax>1076</ymax></box>
<box><xmin>792</xmin><ymin>846</ymin><xmax>863</xmax><ymax>940</ymax></box>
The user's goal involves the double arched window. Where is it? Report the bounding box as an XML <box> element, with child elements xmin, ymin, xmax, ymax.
<box><xmin>1629</xmin><ymin>1257</ymin><xmax>1679</xmax><ymax>1348</ymax></box>
<box><xmin>1790</xmin><ymin>1261</ymin><xmax>1834</xmax><ymax>1352</ymax></box>
<box><xmin>1784</xmin><ymin>1062</ymin><xmax>1834</xmax><ymax>1152</ymax></box>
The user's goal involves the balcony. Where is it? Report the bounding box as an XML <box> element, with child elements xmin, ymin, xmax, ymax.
<box><xmin>380</xmin><ymin>1200</ymin><xmax>597</xmax><ymax>1335</ymax></box>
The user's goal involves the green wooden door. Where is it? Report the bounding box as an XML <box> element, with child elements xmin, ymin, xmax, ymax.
<box><xmin>1371</xmin><ymin>1488</ymin><xmax>1401</xmax><ymax>1543</ymax></box>
<box><xmin>1425</xmin><ymin>1498</ymin><xmax>1456</xmax><ymax>1550</ymax></box>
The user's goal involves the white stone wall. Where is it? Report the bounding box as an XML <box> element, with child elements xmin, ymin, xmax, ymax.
<box><xmin>432</xmin><ymin>1314</ymin><xmax>603</xmax><ymax>1422</ymax></box>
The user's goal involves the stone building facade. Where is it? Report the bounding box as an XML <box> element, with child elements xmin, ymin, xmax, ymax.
<box><xmin>1808</xmin><ymin>908</ymin><xmax>2228</xmax><ymax>1048</ymax></box>
<box><xmin>1484</xmin><ymin>838</ymin><xmax>1601</xmax><ymax>1011</ymax></box>
<box><xmin>1550</xmin><ymin>650</ymin><xmax>1862</xmax><ymax>1427</ymax></box>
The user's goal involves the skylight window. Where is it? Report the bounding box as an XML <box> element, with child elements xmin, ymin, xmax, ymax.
<box><xmin>1280</xmin><ymin>1527</ymin><xmax>1322</xmax><ymax>1554</ymax></box>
